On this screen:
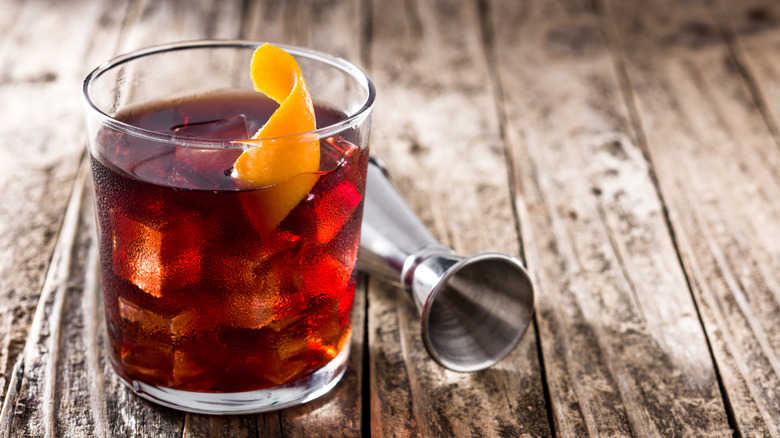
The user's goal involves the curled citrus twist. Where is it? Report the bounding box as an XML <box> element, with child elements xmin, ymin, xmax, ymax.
<box><xmin>233</xmin><ymin>44</ymin><xmax>320</xmax><ymax>233</ymax></box>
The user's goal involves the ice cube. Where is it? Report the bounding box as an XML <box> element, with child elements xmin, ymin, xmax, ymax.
<box><xmin>165</xmin><ymin>115</ymin><xmax>250</xmax><ymax>189</ymax></box>
<box><xmin>223</xmin><ymin>282</ymin><xmax>279</xmax><ymax>330</ymax></box>
<box><xmin>219</xmin><ymin>223</ymin><xmax>302</xmax><ymax>271</ymax></box>
<box><xmin>110</xmin><ymin>207</ymin><xmax>204</xmax><ymax>298</ymax></box>
<box><xmin>158</xmin><ymin>228</ymin><xmax>299</xmax><ymax>333</ymax></box>
<box><xmin>293</xmin><ymin>250</ymin><xmax>354</xmax><ymax>299</ymax></box>
<box><xmin>201</xmin><ymin>244</ymin><xmax>297</xmax><ymax>329</ymax></box>
<box><xmin>112</xmin><ymin>211</ymin><xmax>163</xmax><ymax>297</ymax></box>
<box><xmin>116</xmin><ymin>187</ymin><xmax>171</xmax><ymax>231</ymax></box>
<box><xmin>172</xmin><ymin>349</ymin><xmax>210</xmax><ymax>388</ymax></box>
<box><xmin>277</xmin><ymin>330</ymin><xmax>310</xmax><ymax>361</ymax></box>
<box><xmin>335</xmin><ymin>273</ymin><xmax>357</xmax><ymax>325</ymax></box>
<box><xmin>311</xmin><ymin>181</ymin><xmax>362</xmax><ymax>243</ymax></box>
<box><xmin>248</xmin><ymin>229</ymin><xmax>303</xmax><ymax>265</ymax></box>
<box><xmin>171</xmin><ymin>146</ymin><xmax>242</xmax><ymax>189</ymax></box>
<box><xmin>118</xmin><ymin>296</ymin><xmax>178</xmax><ymax>338</ymax></box>
<box><xmin>320</xmin><ymin>136</ymin><xmax>359</xmax><ymax>174</ymax></box>
<box><xmin>265</xmin><ymin>312</ymin><xmax>306</xmax><ymax>333</ymax></box>
<box><xmin>117</xmin><ymin>296</ymin><xmax>177</xmax><ymax>383</ymax></box>
<box><xmin>254</xmin><ymin>321</ymin><xmax>311</xmax><ymax>385</ymax></box>
<box><xmin>322</xmin><ymin>213</ymin><xmax>360</xmax><ymax>268</ymax></box>
<box><xmin>118</xmin><ymin>295</ymin><xmax>142</xmax><ymax>322</ymax></box>
<box><xmin>281</xmin><ymin>247</ymin><xmax>355</xmax><ymax>339</ymax></box>
<box><xmin>257</xmin><ymin>356</ymin><xmax>309</xmax><ymax>386</ymax></box>
<box><xmin>120</xmin><ymin>342</ymin><xmax>173</xmax><ymax>384</ymax></box>
<box><xmin>167</xmin><ymin>311</ymin><xmax>224</xmax><ymax>387</ymax></box>
<box><xmin>172</xmin><ymin>114</ymin><xmax>250</xmax><ymax>140</ymax></box>
<box><xmin>304</xmin><ymin>311</ymin><xmax>344</xmax><ymax>360</ymax></box>
<box><xmin>169</xmin><ymin>309</ymin><xmax>199</xmax><ymax>341</ymax></box>
<box><xmin>255</xmin><ymin>312</ymin><xmax>344</xmax><ymax>385</ymax></box>
<box><xmin>299</xmin><ymin>237</ymin><xmax>358</xmax><ymax>333</ymax></box>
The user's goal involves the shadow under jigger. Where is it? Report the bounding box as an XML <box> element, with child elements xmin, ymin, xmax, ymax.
<box><xmin>359</xmin><ymin>159</ymin><xmax>535</xmax><ymax>372</ymax></box>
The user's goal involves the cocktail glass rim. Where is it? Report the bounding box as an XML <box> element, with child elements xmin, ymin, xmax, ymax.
<box><xmin>81</xmin><ymin>39</ymin><xmax>376</xmax><ymax>149</ymax></box>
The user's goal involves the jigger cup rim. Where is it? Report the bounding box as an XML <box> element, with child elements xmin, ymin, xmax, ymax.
<box><xmin>409</xmin><ymin>249</ymin><xmax>535</xmax><ymax>372</ymax></box>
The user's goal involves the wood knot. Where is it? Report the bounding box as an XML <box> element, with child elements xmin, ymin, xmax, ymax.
<box><xmin>604</xmin><ymin>140</ymin><xmax>628</xmax><ymax>160</ymax></box>
<box><xmin>740</xmin><ymin>6</ymin><xmax>780</xmax><ymax>35</ymax></box>
<box><xmin>408</xmin><ymin>140</ymin><xmax>424</xmax><ymax>155</ymax></box>
<box><xmin>665</xmin><ymin>20</ymin><xmax>720</xmax><ymax>49</ymax></box>
<box><xmin>748</xmin><ymin>7</ymin><xmax>772</xmax><ymax>23</ymax></box>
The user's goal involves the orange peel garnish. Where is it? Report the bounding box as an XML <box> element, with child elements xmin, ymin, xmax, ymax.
<box><xmin>233</xmin><ymin>44</ymin><xmax>320</xmax><ymax>234</ymax></box>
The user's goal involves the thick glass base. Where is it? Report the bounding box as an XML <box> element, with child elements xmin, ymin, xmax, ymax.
<box><xmin>117</xmin><ymin>345</ymin><xmax>350</xmax><ymax>415</ymax></box>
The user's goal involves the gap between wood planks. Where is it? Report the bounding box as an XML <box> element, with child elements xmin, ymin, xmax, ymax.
<box><xmin>0</xmin><ymin>155</ymin><xmax>90</xmax><ymax>437</ymax></box>
<box><xmin>595</xmin><ymin>0</ymin><xmax>775</xmax><ymax>436</ymax></box>
<box><xmin>474</xmin><ymin>0</ymin><xmax>559</xmax><ymax>436</ymax></box>
<box><xmin>476</xmin><ymin>0</ymin><xmax>770</xmax><ymax>434</ymax></box>
<box><xmin>592</xmin><ymin>0</ymin><xmax>734</xmax><ymax>435</ymax></box>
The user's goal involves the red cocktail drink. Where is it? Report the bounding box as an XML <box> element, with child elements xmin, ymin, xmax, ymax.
<box><xmin>82</xmin><ymin>42</ymin><xmax>374</xmax><ymax>413</ymax></box>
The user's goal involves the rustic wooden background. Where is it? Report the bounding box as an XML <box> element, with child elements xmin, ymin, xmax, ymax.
<box><xmin>1</xmin><ymin>0</ymin><xmax>780</xmax><ymax>436</ymax></box>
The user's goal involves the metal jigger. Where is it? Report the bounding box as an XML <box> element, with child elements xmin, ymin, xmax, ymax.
<box><xmin>358</xmin><ymin>158</ymin><xmax>535</xmax><ymax>372</ymax></box>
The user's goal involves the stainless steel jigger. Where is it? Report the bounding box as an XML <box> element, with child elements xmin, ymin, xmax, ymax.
<box><xmin>358</xmin><ymin>158</ymin><xmax>535</xmax><ymax>372</ymax></box>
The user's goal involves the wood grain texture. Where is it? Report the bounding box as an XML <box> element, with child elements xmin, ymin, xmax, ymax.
<box><xmin>602</xmin><ymin>0</ymin><xmax>780</xmax><ymax>435</ymax></box>
<box><xmin>8</xmin><ymin>0</ymin><xmax>780</xmax><ymax>435</ymax></box>
<box><xmin>365</xmin><ymin>0</ymin><xmax>550</xmax><ymax>436</ymax></box>
<box><xmin>0</xmin><ymin>0</ymin><xmax>130</xmax><ymax>405</ymax></box>
<box><xmin>245</xmin><ymin>0</ymin><xmax>366</xmax><ymax>66</ymax></box>
<box><xmin>489</xmin><ymin>0</ymin><xmax>732</xmax><ymax>435</ymax></box>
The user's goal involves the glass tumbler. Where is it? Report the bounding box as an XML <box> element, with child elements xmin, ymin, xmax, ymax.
<box><xmin>82</xmin><ymin>41</ymin><xmax>374</xmax><ymax>414</ymax></box>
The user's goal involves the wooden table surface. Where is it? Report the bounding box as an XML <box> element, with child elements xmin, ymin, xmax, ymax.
<box><xmin>2</xmin><ymin>0</ymin><xmax>780</xmax><ymax>436</ymax></box>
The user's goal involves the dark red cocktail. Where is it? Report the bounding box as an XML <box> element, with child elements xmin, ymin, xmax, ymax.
<box><xmin>82</xmin><ymin>42</ymin><xmax>374</xmax><ymax>413</ymax></box>
<box><xmin>93</xmin><ymin>92</ymin><xmax>366</xmax><ymax>392</ymax></box>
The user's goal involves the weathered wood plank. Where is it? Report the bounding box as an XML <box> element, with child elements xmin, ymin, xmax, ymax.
<box><xmin>365</xmin><ymin>0</ymin><xmax>550</xmax><ymax>436</ymax></box>
<box><xmin>245</xmin><ymin>0</ymin><xmax>366</xmax><ymax>65</ymax></box>
<box><xmin>712</xmin><ymin>0</ymin><xmax>780</xmax><ymax>156</ymax></box>
<box><xmin>8</xmin><ymin>165</ymin><xmax>93</xmax><ymax>437</ymax></box>
<box><xmin>489</xmin><ymin>0</ymin><xmax>732</xmax><ymax>435</ymax></box>
<box><xmin>0</xmin><ymin>0</ymin><xmax>131</xmax><ymax>406</ymax></box>
<box><xmin>602</xmin><ymin>0</ymin><xmax>780</xmax><ymax>435</ymax></box>
<box><xmin>114</xmin><ymin>0</ymin><xmax>245</xmax><ymax>53</ymax></box>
